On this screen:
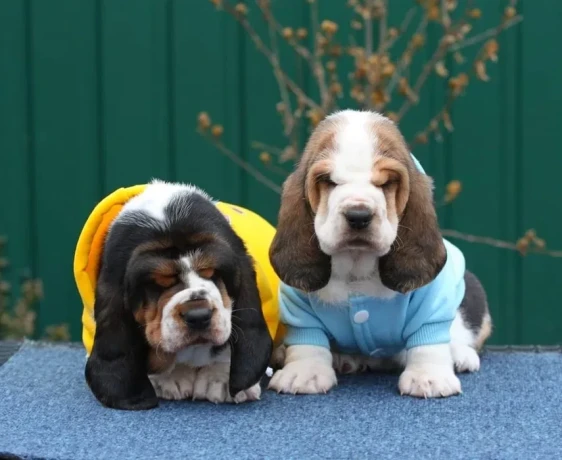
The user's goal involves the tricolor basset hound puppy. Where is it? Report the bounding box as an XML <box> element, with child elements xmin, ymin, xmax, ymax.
<box><xmin>268</xmin><ymin>109</ymin><xmax>492</xmax><ymax>398</ymax></box>
<box><xmin>75</xmin><ymin>181</ymin><xmax>283</xmax><ymax>410</ymax></box>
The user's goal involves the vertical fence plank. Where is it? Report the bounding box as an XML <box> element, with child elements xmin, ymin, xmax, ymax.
<box><xmin>172</xmin><ymin>0</ymin><xmax>242</xmax><ymax>202</ymax></box>
<box><xmin>99</xmin><ymin>0</ymin><xmax>171</xmax><ymax>193</ymax></box>
<box><xmin>0</xmin><ymin>0</ymin><xmax>34</xmax><ymax>303</ymax></box>
<box><xmin>499</xmin><ymin>1</ymin><xmax>522</xmax><ymax>345</ymax></box>
<box><xmin>520</xmin><ymin>0</ymin><xmax>562</xmax><ymax>344</ymax></box>
<box><xmin>29</xmin><ymin>0</ymin><xmax>100</xmax><ymax>338</ymax></box>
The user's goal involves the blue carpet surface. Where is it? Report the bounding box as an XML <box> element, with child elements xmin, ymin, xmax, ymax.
<box><xmin>0</xmin><ymin>341</ymin><xmax>561</xmax><ymax>460</ymax></box>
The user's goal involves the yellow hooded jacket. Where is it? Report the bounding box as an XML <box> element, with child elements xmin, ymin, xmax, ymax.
<box><xmin>73</xmin><ymin>184</ymin><xmax>284</xmax><ymax>356</ymax></box>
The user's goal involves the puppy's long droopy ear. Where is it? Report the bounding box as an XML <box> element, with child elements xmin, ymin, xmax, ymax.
<box><xmin>85</xmin><ymin>275</ymin><xmax>158</xmax><ymax>411</ymax></box>
<box><xmin>269</xmin><ymin>164</ymin><xmax>331</xmax><ymax>292</ymax></box>
<box><xmin>228</xmin><ymin>261</ymin><xmax>273</xmax><ymax>397</ymax></box>
<box><xmin>379</xmin><ymin>156</ymin><xmax>447</xmax><ymax>294</ymax></box>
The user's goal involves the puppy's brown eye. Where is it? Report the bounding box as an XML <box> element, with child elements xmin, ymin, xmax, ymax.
<box><xmin>198</xmin><ymin>268</ymin><xmax>215</xmax><ymax>279</ymax></box>
<box><xmin>318</xmin><ymin>174</ymin><xmax>337</xmax><ymax>188</ymax></box>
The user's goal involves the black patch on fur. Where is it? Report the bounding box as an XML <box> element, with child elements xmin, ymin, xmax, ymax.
<box><xmin>459</xmin><ymin>270</ymin><xmax>489</xmax><ymax>334</ymax></box>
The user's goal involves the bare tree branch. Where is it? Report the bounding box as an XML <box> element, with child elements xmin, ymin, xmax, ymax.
<box><xmin>442</xmin><ymin>230</ymin><xmax>562</xmax><ymax>258</ymax></box>
<box><xmin>449</xmin><ymin>15</ymin><xmax>522</xmax><ymax>53</ymax></box>
<box><xmin>199</xmin><ymin>130</ymin><xmax>282</xmax><ymax>194</ymax></box>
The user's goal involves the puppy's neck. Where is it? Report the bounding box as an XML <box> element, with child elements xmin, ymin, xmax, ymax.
<box><xmin>315</xmin><ymin>250</ymin><xmax>396</xmax><ymax>304</ymax></box>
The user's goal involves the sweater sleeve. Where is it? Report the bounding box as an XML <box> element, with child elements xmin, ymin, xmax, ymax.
<box><xmin>402</xmin><ymin>239</ymin><xmax>466</xmax><ymax>349</ymax></box>
<box><xmin>278</xmin><ymin>282</ymin><xmax>331</xmax><ymax>349</ymax></box>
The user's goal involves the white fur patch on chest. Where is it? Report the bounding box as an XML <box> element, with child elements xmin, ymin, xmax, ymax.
<box><xmin>315</xmin><ymin>252</ymin><xmax>397</xmax><ymax>304</ymax></box>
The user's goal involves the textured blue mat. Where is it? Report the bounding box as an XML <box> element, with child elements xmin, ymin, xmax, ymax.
<box><xmin>0</xmin><ymin>341</ymin><xmax>561</xmax><ymax>460</ymax></box>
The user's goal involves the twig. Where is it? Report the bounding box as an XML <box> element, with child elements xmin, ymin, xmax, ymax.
<box><xmin>441</xmin><ymin>0</ymin><xmax>451</xmax><ymax>31</ymax></box>
<box><xmin>250</xmin><ymin>141</ymin><xmax>285</xmax><ymax>156</ymax></box>
<box><xmin>386</xmin><ymin>14</ymin><xmax>429</xmax><ymax>96</ymax></box>
<box><xmin>259</xmin><ymin>3</ymin><xmax>294</xmax><ymax>136</ymax></box>
<box><xmin>441</xmin><ymin>230</ymin><xmax>562</xmax><ymax>257</ymax></box>
<box><xmin>309</xmin><ymin>0</ymin><xmax>330</xmax><ymax>110</ymax></box>
<box><xmin>224</xmin><ymin>3</ymin><xmax>321</xmax><ymax>112</ymax></box>
<box><xmin>449</xmin><ymin>16</ymin><xmax>522</xmax><ymax>53</ymax></box>
<box><xmin>384</xmin><ymin>6</ymin><xmax>416</xmax><ymax>50</ymax></box>
<box><xmin>364</xmin><ymin>1</ymin><xmax>375</xmax><ymax>108</ymax></box>
<box><xmin>199</xmin><ymin>131</ymin><xmax>282</xmax><ymax>194</ymax></box>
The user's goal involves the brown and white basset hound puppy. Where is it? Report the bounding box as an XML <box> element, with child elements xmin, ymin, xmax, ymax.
<box><xmin>267</xmin><ymin>109</ymin><xmax>492</xmax><ymax>399</ymax></box>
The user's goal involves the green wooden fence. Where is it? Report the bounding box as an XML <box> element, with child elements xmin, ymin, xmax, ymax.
<box><xmin>0</xmin><ymin>0</ymin><xmax>561</xmax><ymax>345</ymax></box>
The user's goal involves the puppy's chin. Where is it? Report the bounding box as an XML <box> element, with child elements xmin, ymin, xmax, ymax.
<box><xmin>320</xmin><ymin>236</ymin><xmax>393</xmax><ymax>257</ymax></box>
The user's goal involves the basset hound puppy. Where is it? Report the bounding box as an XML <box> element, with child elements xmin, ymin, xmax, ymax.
<box><xmin>74</xmin><ymin>181</ymin><xmax>283</xmax><ymax>410</ymax></box>
<box><xmin>268</xmin><ymin>109</ymin><xmax>492</xmax><ymax>398</ymax></box>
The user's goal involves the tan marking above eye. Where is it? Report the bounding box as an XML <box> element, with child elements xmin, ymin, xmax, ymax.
<box><xmin>198</xmin><ymin>268</ymin><xmax>215</xmax><ymax>279</ymax></box>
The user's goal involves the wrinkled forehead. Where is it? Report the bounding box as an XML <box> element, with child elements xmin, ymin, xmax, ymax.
<box><xmin>327</xmin><ymin>112</ymin><xmax>404</xmax><ymax>181</ymax></box>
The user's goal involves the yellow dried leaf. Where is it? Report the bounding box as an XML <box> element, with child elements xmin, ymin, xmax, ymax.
<box><xmin>516</xmin><ymin>237</ymin><xmax>529</xmax><ymax>255</ymax></box>
<box><xmin>453</xmin><ymin>51</ymin><xmax>465</xmax><ymax>64</ymax></box>
<box><xmin>371</xmin><ymin>89</ymin><xmax>389</xmax><ymax>106</ymax></box>
<box><xmin>386</xmin><ymin>111</ymin><xmax>398</xmax><ymax>122</ymax></box>
<box><xmin>329</xmin><ymin>45</ymin><xmax>343</xmax><ymax>57</ymax></box>
<box><xmin>321</xmin><ymin>20</ymin><xmax>338</xmax><ymax>35</ymax></box>
<box><xmin>484</xmin><ymin>39</ymin><xmax>499</xmax><ymax>62</ymax></box>
<box><xmin>414</xmin><ymin>132</ymin><xmax>428</xmax><ymax>144</ymax></box>
<box><xmin>211</xmin><ymin>125</ymin><xmax>224</xmax><ymax>138</ymax></box>
<box><xmin>435</xmin><ymin>61</ymin><xmax>449</xmax><ymax>78</ymax></box>
<box><xmin>398</xmin><ymin>77</ymin><xmax>409</xmax><ymax>95</ymax></box>
<box><xmin>210</xmin><ymin>0</ymin><xmax>223</xmax><ymax>7</ymax></box>
<box><xmin>307</xmin><ymin>109</ymin><xmax>324</xmax><ymax>127</ymax></box>
<box><xmin>388</xmin><ymin>27</ymin><xmax>399</xmax><ymax>39</ymax></box>
<box><xmin>474</xmin><ymin>60</ymin><xmax>489</xmax><ymax>81</ymax></box>
<box><xmin>457</xmin><ymin>73</ymin><xmax>469</xmax><ymax>86</ymax></box>
<box><xmin>428</xmin><ymin>6</ymin><xmax>440</xmax><ymax>20</ymax></box>
<box><xmin>442</xmin><ymin>111</ymin><xmax>454</xmax><ymax>132</ymax></box>
<box><xmin>446</xmin><ymin>180</ymin><xmax>462</xmax><ymax>196</ymax></box>
<box><xmin>382</xmin><ymin>62</ymin><xmax>395</xmax><ymax>78</ymax></box>
<box><xmin>296</xmin><ymin>28</ymin><xmax>308</xmax><ymax>39</ymax></box>
<box><xmin>412</xmin><ymin>33</ymin><xmax>425</xmax><ymax>48</ymax></box>
<box><xmin>330</xmin><ymin>82</ymin><xmax>343</xmax><ymax>95</ymax></box>
<box><xmin>504</xmin><ymin>6</ymin><xmax>516</xmax><ymax>19</ymax></box>
<box><xmin>351</xmin><ymin>20</ymin><xmax>363</xmax><ymax>30</ymax></box>
<box><xmin>234</xmin><ymin>3</ymin><xmax>248</xmax><ymax>15</ymax></box>
<box><xmin>468</xmin><ymin>8</ymin><xmax>481</xmax><ymax>19</ymax></box>
<box><xmin>282</xmin><ymin>27</ymin><xmax>294</xmax><ymax>40</ymax></box>
<box><xmin>197</xmin><ymin>112</ymin><xmax>211</xmax><ymax>130</ymax></box>
<box><xmin>326</xmin><ymin>60</ymin><xmax>337</xmax><ymax>72</ymax></box>
<box><xmin>259</xmin><ymin>152</ymin><xmax>271</xmax><ymax>164</ymax></box>
<box><xmin>525</xmin><ymin>229</ymin><xmax>537</xmax><ymax>239</ymax></box>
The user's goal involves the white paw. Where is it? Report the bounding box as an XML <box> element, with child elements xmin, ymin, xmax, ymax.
<box><xmin>191</xmin><ymin>363</ymin><xmax>261</xmax><ymax>404</ymax></box>
<box><xmin>451</xmin><ymin>343</ymin><xmax>481</xmax><ymax>373</ymax></box>
<box><xmin>150</xmin><ymin>365</ymin><xmax>197</xmax><ymax>400</ymax></box>
<box><xmin>268</xmin><ymin>359</ymin><xmax>337</xmax><ymax>394</ymax></box>
<box><xmin>398</xmin><ymin>365</ymin><xmax>461</xmax><ymax>398</ymax></box>
<box><xmin>192</xmin><ymin>363</ymin><xmax>231</xmax><ymax>403</ymax></box>
<box><xmin>233</xmin><ymin>382</ymin><xmax>262</xmax><ymax>403</ymax></box>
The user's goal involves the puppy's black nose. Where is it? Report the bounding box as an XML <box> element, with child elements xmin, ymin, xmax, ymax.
<box><xmin>344</xmin><ymin>208</ymin><xmax>373</xmax><ymax>230</ymax></box>
<box><xmin>182</xmin><ymin>307</ymin><xmax>212</xmax><ymax>330</ymax></box>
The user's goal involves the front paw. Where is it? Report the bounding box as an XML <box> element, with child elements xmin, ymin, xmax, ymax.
<box><xmin>150</xmin><ymin>365</ymin><xmax>197</xmax><ymax>400</ymax></box>
<box><xmin>192</xmin><ymin>364</ymin><xmax>261</xmax><ymax>404</ymax></box>
<box><xmin>398</xmin><ymin>365</ymin><xmax>461</xmax><ymax>398</ymax></box>
<box><xmin>268</xmin><ymin>360</ymin><xmax>337</xmax><ymax>394</ymax></box>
